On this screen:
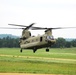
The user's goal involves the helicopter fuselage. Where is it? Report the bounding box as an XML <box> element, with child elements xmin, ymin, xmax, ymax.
<box><xmin>20</xmin><ymin>34</ymin><xmax>56</xmax><ymax>52</ymax></box>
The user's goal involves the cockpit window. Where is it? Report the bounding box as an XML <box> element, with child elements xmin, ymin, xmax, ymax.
<box><xmin>46</xmin><ymin>36</ymin><xmax>54</xmax><ymax>40</ymax></box>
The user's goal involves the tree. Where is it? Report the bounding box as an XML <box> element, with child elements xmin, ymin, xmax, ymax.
<box><xmin>65</xmin><ymin>41</ymin><xmax>71</xmax><ymax>48</ymax></box>
<box><xmin>51</xmin><ymin>38</ymin><xmax>66</xmax><ymax>48</ymax></box>
<box><xmin>71</xmin><ymin>39</ymin><xmax>76</xmax><ymax>47</ymax></box>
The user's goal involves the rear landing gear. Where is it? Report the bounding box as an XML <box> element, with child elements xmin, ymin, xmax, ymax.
<box><xmin>46</xmin><ymin>48</ymin><xmax>49</xmax><ymax>52</ymax></box>
<box><xmin>20</xmin><ymin>48</ymin><xmax>22</xmax><ymax>53</ymax></box>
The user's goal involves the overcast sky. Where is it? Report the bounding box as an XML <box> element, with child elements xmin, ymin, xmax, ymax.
<box><xmin>0</xmin><ymin>0</ymin><xmax>76</xmax><ymax>38</ymax></box>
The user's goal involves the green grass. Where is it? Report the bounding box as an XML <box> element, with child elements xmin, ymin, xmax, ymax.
<box><xmin>0</xmin><ymin>48</ymin><xmax>76</xmax><ymax>74</ymax></box>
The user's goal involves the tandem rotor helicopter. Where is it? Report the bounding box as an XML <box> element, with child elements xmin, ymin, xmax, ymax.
<box><xmin>0</xmin><ymin>23</ymin><xmax>76</xmax><ymax>53</ymax></box>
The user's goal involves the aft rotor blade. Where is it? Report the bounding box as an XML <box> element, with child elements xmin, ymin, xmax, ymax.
<box><xmin>31</xmin><ymin>26</ymin><xmax>67</xmax><ymax>30</ymax></box>
<box><xmin>32</xmin><ymin>27</ymin><xmax>76</xmax><ymax>30</ymax></box>
<box><xmin>57</xmin><ymin>27</ymin><xmax>76</xmax><ymax>29</ymax></box>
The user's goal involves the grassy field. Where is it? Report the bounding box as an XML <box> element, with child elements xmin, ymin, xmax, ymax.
<box><xmin>0</xmin><ymin>48</ymin><xmax>76</xmax><ymax>74</ymax></box>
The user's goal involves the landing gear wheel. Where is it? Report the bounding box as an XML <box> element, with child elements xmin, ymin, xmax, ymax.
<box><xmin>20</xmin><ymin>49</ymin><xmax>22</xmax><ymax>53</ymax></box>
<box><xmin>46</xmin><ymin>48</ymin><xmax>49</xmax><ymax>52</ymax></box>
<box><xmin>33</xmin><ymin>48</ymin><xmax>37</xmax><ymax>53</ymax></box>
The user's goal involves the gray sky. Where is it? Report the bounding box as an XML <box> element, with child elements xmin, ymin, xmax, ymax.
<box><xmin>0</xmin><ymin>0</ymin><xmax>76</xmax><ymax>38</ymax></box>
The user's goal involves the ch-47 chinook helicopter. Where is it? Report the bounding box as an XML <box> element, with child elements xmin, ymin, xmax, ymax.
<box><xmin>0</xmin><ymin>23</ymin><xmax>76</xmax><ymax>53</ymax></box>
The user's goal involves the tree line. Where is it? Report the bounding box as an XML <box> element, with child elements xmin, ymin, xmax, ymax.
<box><xmin>0</xmin><ymin>36</ymin><xmax>19</xmax><ymax>48</ymax></box>
<box><xmin>0</xmin><ymin>36</ymin><xmax>76</xmax><ymax>48</ymax></box>
<box><xmin>51</xmin><ymin>38</ymin><xmax>76</xmax><ymax>48</ymax></box>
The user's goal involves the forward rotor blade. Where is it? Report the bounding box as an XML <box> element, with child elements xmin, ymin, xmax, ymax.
<box><xmin>8</xmin><ymin>23</ymin><xmax>47</xmax><ymax>29</ymax></box>
<box><xmin>8</xmin><ymin>23</ymin><xmax>35</xmax><ymax>27</ymax></box>
<box><xmin>24</xmin><ymin>23</ymin><xmax>35</xmax><ymax>30</ymax></box>
<box><xmin>8</xmin><ymin>24</ymin><xmax>28</xmax><ymax>27</ymax></box>
<box><xmin>0</xmin><ymin>27</ymin><xmax>24</xmax><ymax>29</ymax></box>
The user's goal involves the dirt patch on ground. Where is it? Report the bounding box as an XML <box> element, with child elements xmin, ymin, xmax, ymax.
<box><xmin>0</xmin><ymin>54</ymin><xmax>76</xmax><ymax>62</ymax></box>
<box><xmin>0</xmin><ymin>73</ymin><xmax>62</xmax><ymax>75</ymax></box>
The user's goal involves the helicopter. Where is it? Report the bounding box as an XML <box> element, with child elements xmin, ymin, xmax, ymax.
<box><xmin>0</xmin><ymin>23</ymin><xmax>76</xmax><ymax>53</ymax></box>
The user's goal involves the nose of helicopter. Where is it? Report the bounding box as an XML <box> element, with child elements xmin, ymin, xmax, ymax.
<box><xmin>46</xmin><ymin>36</ymin><xmax>56</xmax><ymax>44</ymax></box>
<box><xmin>47</xmin><ymin>39</ymin><xmax>56</xmax><ymax>44</ymax></box>
<box><xmin>49</xmin><ymin>39</ymin><xmax>56</xmax><ymax>43</ymax></box>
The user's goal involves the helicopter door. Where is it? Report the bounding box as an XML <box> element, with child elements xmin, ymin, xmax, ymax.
<box><xmin>40</xmin><ymin>37</ymin><xmax>42</xmax><ymax>42</ymax></box>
